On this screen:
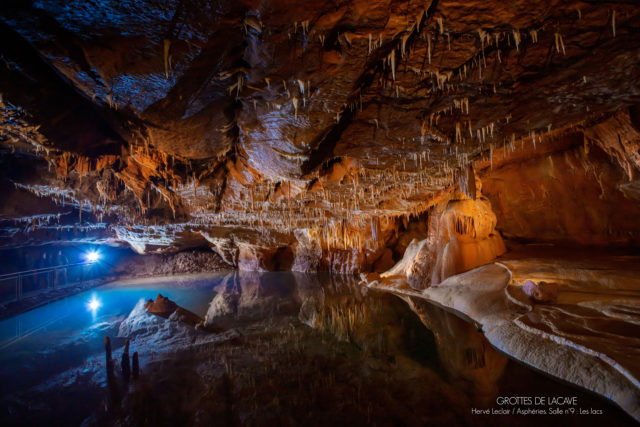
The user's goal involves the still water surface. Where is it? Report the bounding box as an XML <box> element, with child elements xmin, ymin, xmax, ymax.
<box><xmin>0</xmin><ymin>271</ymin><xmax>633</xmax><ymax>426</ymax></box>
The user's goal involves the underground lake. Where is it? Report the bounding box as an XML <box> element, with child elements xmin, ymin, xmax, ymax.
<box><xmin>0</xmin><ymin>272</ymin><xmax>635</xmax><ymax>426</ymax></box>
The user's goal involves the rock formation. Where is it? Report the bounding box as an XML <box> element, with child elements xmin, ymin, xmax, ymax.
<box><xmin>379</xmin><ymin>173</ymin><xmax>505</xmax><ymax>289</ymax></box>
<box><xmin>2</xmin><ymin>6</ymin><xmax>640</xmax><ymax>416</ymax></box>
<box><xmin>522</xmin><ymin>280</ymin><xmax>558</xmax><ymax>303</ymax></box>
<box><xmin>0</xmin><ymin>1</ymin><xmax>638</xmax><ymax>274</ymax></box>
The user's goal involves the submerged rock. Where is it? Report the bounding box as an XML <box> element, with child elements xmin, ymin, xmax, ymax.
<box><xmin>145</xmin><ymin>294</ymin><xmax>178</xmax><ymax>316</ymax></box>
<box><xmin>145</xmin><ymin>293</ymin><xmax>207</xmax><ymax>329</ymax></box>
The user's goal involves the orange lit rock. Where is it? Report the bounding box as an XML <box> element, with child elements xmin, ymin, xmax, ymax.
<box><xmin>380</xmin><ymin>180</ymin><xmax>506</xmax><ymax>289</ymax></box>
<box><xmin>237</xmin><ymin>243</ymin><xmax>293</xmax><ymax>272</ymax></box>
<box><xmin>145</xmin><ymin>294</ymin><xmax>178</xmax><ymax>317</ymax></box>
<box><xmin>480</xmin><ymin>131</ymin><xmax>640</xmax><ymax>247</ymax></box>
<box><xmin>1</xmin><ymin>0</ymin><xmax>640</xmax><ymax>278</ymax></box>
<box><xmin>372</xmin><ymin>248</ymin><xmax>394</xmax><ymax>273</ymax></box>
<box><xmin>584</xmin><ymin>109</ymin><xmax>640</xmax><ymax>180</ymax></box>
<box><xmin>432</xmin><ymin>196</ymin><xmax>506</xmax><ymax>284</ymax></box>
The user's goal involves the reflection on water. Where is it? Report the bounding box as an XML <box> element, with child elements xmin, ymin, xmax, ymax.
<box><xmin>0</xmin><ymin>271</ymin><xmax>634</xmax><ymax>426</ymax></box>
<box><xmin>405</xmin><ymin>298</ymin><xmax>508</xmax><ymax>405</ymax></box>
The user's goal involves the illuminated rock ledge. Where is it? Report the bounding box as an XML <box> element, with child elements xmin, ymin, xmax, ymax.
<box><xmin>366</xmin><ymin>257</ymin><xmax>640</xmax><ymax>422</ymax></box>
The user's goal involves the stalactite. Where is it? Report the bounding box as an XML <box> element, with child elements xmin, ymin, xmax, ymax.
<box><xmin>513</xmin><ymin>30</ymin><xmax>521</xmax><ymax>51</ymax></box>
<box><xmin>555</xmin><ymin>33</ymin><xmax>566</xmax><ymax>55</ymax></box>
<box><xmin>455</xmin><ymin>122</ymin><xmax>462</xmax><ymax>144</ymax></box>
<box><xmin>293</xmin><ymin>97</ymin><xmax>299</xmax><ymax>118</ymax></box>
<box><xmin>342</xmin><ymin>32</ymin><xmax>352</xmax><ymax>48</ymax></box>
<box><xmin>163</xmin><ymin>39</ymin><xmax>171</xmax><ymax>78</ymax></box>
<box><xmin>401</xmin><ymin>33</ymin><xmax>410</xmax><ymax>58</ymax></box>
<box><xmin>390</xmin><ymin>49</ymin><xmax>396</xmax><ymax>80</ymax></box>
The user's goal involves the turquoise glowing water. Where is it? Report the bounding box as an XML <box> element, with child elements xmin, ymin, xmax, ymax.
<box><xmin>0</xmin><ymin>273</ymin><xmax>227</xmax><ymax>394</ymax></box>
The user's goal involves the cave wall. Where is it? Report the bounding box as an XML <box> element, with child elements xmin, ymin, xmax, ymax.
<box><xmin>479</xmin><ymin>122</ymin><xmax>640</xmax><ymax>247</ymax></box>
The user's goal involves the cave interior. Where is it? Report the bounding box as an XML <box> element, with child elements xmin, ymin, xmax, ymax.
<box><xmin>1</xmin><ymin>0</ymin><xmax>640</xmax><ymax>425</ymax></box>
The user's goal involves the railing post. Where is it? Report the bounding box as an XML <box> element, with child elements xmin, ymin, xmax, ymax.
<box><xmin>0</xmin><ymin>261</ymin><xmax>97</xmax><ymax>302</ymax></box>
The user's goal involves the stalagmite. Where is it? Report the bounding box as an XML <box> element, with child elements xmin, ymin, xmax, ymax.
<box><xmin>132</xmin><ymin>352</ymin><xmax>139</xmax><ymax>379</ymax></box>
<box><xmin>105</xmin><ymin>337</ymin><xmax>113</xmax><ymax>371</ymax></box>
<box><xmin>121</xmin><ymin>340</ymin><xmax>131</xmax><ymax>381</ymax></box>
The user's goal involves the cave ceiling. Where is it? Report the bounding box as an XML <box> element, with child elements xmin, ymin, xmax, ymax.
<box><xmin>1</xmin><ymin>0</ymin><xmax>639</xmax><ymax>253</ymax></box>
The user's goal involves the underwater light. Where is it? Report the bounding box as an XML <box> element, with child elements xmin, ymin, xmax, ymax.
<box><xmin>86</xmin><ymin>294</ymin><xmax>102</xmax><ymax>313</ymax></box>
<box><xmin>85</xmin><ymin>250</ymin><xmax>101</xmax><ymax>263</ymax></box>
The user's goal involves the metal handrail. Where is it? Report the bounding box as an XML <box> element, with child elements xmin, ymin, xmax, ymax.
<box><xmin>0</xmin><ymin>261</ymin><xmax>96</xmax><ymax>281</ymax></box>
<box><xmin>0</xmin><ymin>261</ymin><xmax>100</xmax><ymax>302</ymax></box>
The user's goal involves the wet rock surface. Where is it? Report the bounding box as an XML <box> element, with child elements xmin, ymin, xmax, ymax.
<box><xmin>366</xmin><ymin>245</ymin><xmax>640</xmax><ymax>422</ymax></box>
<box><xmin>501</xmin><ymin>245</ymin><xmax>640</xmax><ymax>393</ymax></box>
<box><xmin>522</xmin><ymin>280</ymin><xmax>558</xmax><ymax>304</ymax></box>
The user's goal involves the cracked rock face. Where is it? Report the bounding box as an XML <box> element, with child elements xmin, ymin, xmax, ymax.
<box><xmin>1</xmin><ymin>1</ymin><xmax>639</xmax><ymax>271</ymax></box>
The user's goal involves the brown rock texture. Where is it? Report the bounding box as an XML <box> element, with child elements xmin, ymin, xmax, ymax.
<box><xmin>112</xmin><ymin>249</ymin><xmax>231</xmax><ymax>277</ymax></box>
<box><xmin>431</xmin><ymin>194</ymin><xmax>506</xmax><ymax>283</ymax></box>
<box><xmin>478</xmin><ymin>123</ymin><xmax>640</xmax><ymax>247</ymax></box>
<box><xmin>380</xmin><ymin>177</ymin><xmax>505</xmax><ymax>289</ymax></box>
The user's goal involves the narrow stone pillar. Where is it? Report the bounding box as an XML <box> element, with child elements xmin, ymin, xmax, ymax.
<box><xmin>132</xmin><ymin>351</ymin><xmax>139</xmax><ymax>379</ymax></box>
<box><xmin>105</xmin><ymin>336</ymin><xmax>112</xmax><ymax>372</ymax></box>
<box><xmin>121</xmin><ymin>339</ymin><xmax>130</xmax><ymax>381</ymax></box>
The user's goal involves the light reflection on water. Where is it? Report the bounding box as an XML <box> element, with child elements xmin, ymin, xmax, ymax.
<box><xmin>0</xmin><ymin>271</ymin><xmax>633</xmax><ymax>426</ymax></box>
<box><xmin>0</xmin><ymin>272</ymin><xmax>229</xmax><ymax>392</ymax></box>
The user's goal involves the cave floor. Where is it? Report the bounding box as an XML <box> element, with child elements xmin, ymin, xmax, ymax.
<box><xmin>500</xmin><ymin>244</ymin><xmax>640</xmax><ymax>389</ymax></box>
